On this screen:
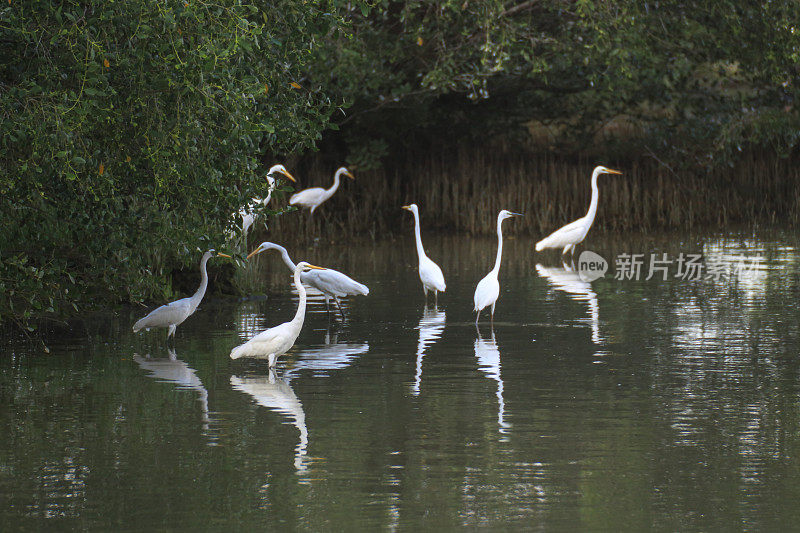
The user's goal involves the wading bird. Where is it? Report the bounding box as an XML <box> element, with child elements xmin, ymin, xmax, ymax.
<box><xmin>133</xmin><ymin>250</ymin><xmax>230</xmax><ymax>339</ymax></box>
<box><xmin>535</xmin><ymin>165</ymin><xmax>622</xmax><ymax>256</ymax></box>
<box><xmin>229</xmin><ymin>262</ymin><xmax>325</xmax><ymax>367</ymax></box>
<box><xmin>239</xmin><ymin>164</ymin><xmax>296</xmax><ymax>236</ymax></box>
<box><xmin>474</xmin><ymin>210</ymin><xmax>521</xmax><ymax>324</ymax></box>
<box><xmin>289</xmin><ymin>167</ymin><xmax>354</xmax><ymax>216</ymax></box>
<box><xmin>402</xmin><ymin>204</ymin><xmax>446</xmax><ymax>304</ymax></box>
<box><xmin>246</xmin><ymin>241</ymin><xmax>369</xmax><ymax>318</ymax></box>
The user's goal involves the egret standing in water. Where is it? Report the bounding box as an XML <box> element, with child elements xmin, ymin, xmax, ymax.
<box><xmin>238</xmin><ymin>164</ymin><xmax>296</xmax><ymax>236</ymax></box>
<box><xmin>402</xmin><ymin>204</ymin><xmax>446</xmax><ymax>304</ymax></box>
<box><xmin>246</xmin><ymin>242</ymin><xmax>369</xmax><ymax>318</ymax></box>
<box><xmin>133</xmin><ymin>249</ymin><xmax>231</xmax><ymax>340</ymax></box>
<box><xmin>289</xmin><ymin>167</ymin><xmax>354</xmax><ymax>216</ymax></box>
<box><xmin>535</xmin><ymin>165</ymin><xmax>622</xmax><ymax>256</ymax></box>
<box><xmin>230</xmin><ymin>261</ymin><xmax>325</xmax><ymax>367</ymax></box>
<box><xmin>474</xmin><ymin>210</ymin><xmax>521</xmax><ymax>324</ymax></box>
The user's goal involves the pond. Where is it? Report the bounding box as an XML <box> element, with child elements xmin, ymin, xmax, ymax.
<box><xmin>2</xmin><ymin>229</ymin><xmax>800</xmax><ymax>530</ymax></box>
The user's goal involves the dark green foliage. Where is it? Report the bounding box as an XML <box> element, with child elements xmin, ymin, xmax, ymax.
<box><xmin>317</xmin><ymin>1</ymin><xmax>800</xmax><ymax>167</ymax></box>
<box><xmin>0</xmin><ymin>0</ymin><xmax>344</xmax><ymax>325</ymax></box>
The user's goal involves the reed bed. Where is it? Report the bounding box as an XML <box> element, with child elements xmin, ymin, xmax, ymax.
<box><xmin>260</xmin><ymin>146</ymin><xmax>800</xmax><ymax>244</ymax></box>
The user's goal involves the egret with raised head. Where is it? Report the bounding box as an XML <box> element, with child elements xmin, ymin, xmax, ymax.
<box><xmin>133</xmin><ymin>249</ymin><xmax>231</xmax><ymax>339</ymax></box>
<box><xmin>230</xmin><ymin>261</ymin><xmax>325</xmax><ymax>367</ymax></box>
<box><xmin>402</xmin><ymin>204</ymin><xmax>446</xmax><ymax>304</ymax></box>
<box><xmin>289</xmin><ymin>167</ymin><xmax>354</xmax><ymax>216</ymax></box>
<box><xmin>474</xmin><ymin>210</ymin><xmax>521</xmax><ymax>324</ymax></box>
<box><xmin>535</xmin><ymin>165</ymin><xmax>622</xmax><ymax>256</ymax></box>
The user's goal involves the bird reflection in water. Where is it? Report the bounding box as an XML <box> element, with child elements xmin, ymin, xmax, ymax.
<box><xmin>412</xmin><ymin>306</ymin><xmax>446</xmax><ymax>395</ymax></box>
<box><xmin>474</xmin><ymin>326</ymin><xmax>510</xmax><ymax>438</ymax></box>
<box><xmin>133</xmin><ymin>348</ymin><xmax>213</xmax><ymax>437</ymax></box>
<box><xmin>230</xmin><ymin>370</ymin><xmax>309</xmax><ymax>474</ymax></box>
<box><xmin>285</xmin><ymin>322</ymin><xmax>369</xmax><ymax>377</ymax></box>
<box><xmin>535</xmin><ymin>262</ymin><xmax>602</xmax><ymax>344</ymax></box>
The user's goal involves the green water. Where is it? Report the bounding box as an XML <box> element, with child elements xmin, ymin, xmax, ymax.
<box><xmin>2</xmin><ymin>230</ymin><xmax>800</xmax><ymax>530</ymax></box>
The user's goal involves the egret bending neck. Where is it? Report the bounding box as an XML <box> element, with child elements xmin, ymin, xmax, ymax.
<box><xmin>272</xmin><ymin>244</ymin><xmax>297</xmax><ymax>272</ymax></box>
<box><xmin>325</xmin><ymin>171</ymin><xmax>342</xmax><ymax>197</ymax></box>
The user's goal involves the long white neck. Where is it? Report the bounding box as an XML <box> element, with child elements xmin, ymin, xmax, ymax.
<box><xmin>492</xmin><ymin>215</ymin><xmax>505</xmax><ymax>275</ymax></box>
<box><xmin>411</xmin><ymin>209</ymin><xmax>427</xmax><ymax>261</ymax></box>
<box><xmin>190</xmin><ymin>253</ymin><xmax>211</xmax><ymax>309</ymax></box>
<box><xmin>585</xmin><ymin>168</ymin><xmax>601</xmax><ymax>224</ymax></box>
<box><xmin>325</xmin><ymin>170</ymin><xmax>342</xmax><ymax>197</ymax></box>
<box><xmin>291</xmin><ymin>267</ymin><xmax>307</xmax><ymax>327</ymax></box>
<box><xmin>273</xmin><ymin>244</ymin><xmax>297</xmax><ymax>271</ymax></box>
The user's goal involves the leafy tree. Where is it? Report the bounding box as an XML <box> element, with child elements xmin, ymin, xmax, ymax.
<box><xmin>0</xmin><ymin>0</ymin><xmax>344</xmax><ymax>325</ymax></box>
<box><xmin>312</xmin><ymin>0</ymin><xmax>800</xmax><ymax>167</ymax></box>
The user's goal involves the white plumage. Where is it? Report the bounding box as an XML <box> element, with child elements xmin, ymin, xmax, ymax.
<box><xmin>402</xmin><ymin>203</ymin><xmax>446</xmax><ymax>303</ymax></box>
<box><xmin>133</xmin><ymin>250</ymin><xmax>230</xmax><ymax>339</ymax></box>
<box><xmin>237</xmin><ymin>164</ymin><xmax>296</xmax><ymax>237</ymax></box>
<box><xmin>535</xmin><ymin>165</ymin><xmax>622</xmax><ymax>256</ymax></box>
<box><xmin>289</xmin><ymin>167</ymin><xmax>354</xmax><ymax>216</ymax></box>
<box><xmin>474</xmin><ymin>210</ymin><xmax>521</xmax><ymax>323</ymax></box>
<box><xmin>229</xmin><ymin>262</ymin><xmax>324</xmax><ymax>367</ymax></box>
<box><xmin>246</xmin><ymin>241</ymin><xmax>369</xmax><ymax>316</ymax></box>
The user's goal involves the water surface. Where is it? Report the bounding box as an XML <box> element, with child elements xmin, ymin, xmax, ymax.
<box><xmin>2</xmin><ymin>230</ymin><xmax>800</xmax><ymax>530</ymax></box>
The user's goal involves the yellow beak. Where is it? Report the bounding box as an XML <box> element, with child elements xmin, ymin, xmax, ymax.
<box><xmin>305</xmin><ymin>264</ymin><xmax>325</xmax><ymax>270</ymax></box>
<box><xmin>216</xmin><ymin>252</ymin><xmax>232</xmax><ymax>258</ymax></box>
<box><xmin>278</xmin><ymin>170</ymin><xmax>296</xmax><ymax>183</ymax></box>
<box><xmin>401</xmin><ymin>205</ymin><xmax>411</xmax><ymax>210</ymax></box>
<box><xmin>246</xmin><ymin>248</ymin><xmax>262</xmax><ymax>260</ymax></box>
<box><xmin>345</xmin><ymin>171</ymin><xmax>355</xmax><ymax>180</ymax></box>
<box><xmin>606</xmin><ymin>168</ymin><xmax>623</xmax><ymax>175</ymax></box>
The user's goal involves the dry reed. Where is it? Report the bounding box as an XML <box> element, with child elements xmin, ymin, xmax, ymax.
<box><xmin>260</xmin><ymin>146</ymin><xmax>800</xmax><ymax>244</ymax></box>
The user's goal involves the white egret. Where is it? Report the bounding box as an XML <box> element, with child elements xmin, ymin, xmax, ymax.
<box><xmin>402</xmin><ymin>204</ymin><xmax>446</xmax><ymax>304</ymax></box>
<box><xmin>474</xmin><ymin>210</ymin><xmax>521</xmax><ymax>324</ymax></box>
<box><xmin>133</xmin><ymin>250</ymin><xmax>231</xmax><ymax>339</ymax></box>
<box><xmin>247</xmin><ymin>241</ymin><xmax>369</xmax><ymax>317</ymax></box>
<box><xmin>289</xmin><ymin>167</ymin><xmax>354</xmax><ymax>216</ymax></box>
<box><xmin>229</xmin><ymin>261</ymin><xmax>325</xmax><ymax>367</ymax></box>
<box><xmin>238</xmin><ymin>164</ymin><xmax>296</xmax><ymax>236</ymax></box>
<box><xmin>535</xmin><ymin>165</ymin><xmax>622</xmax><ymax>256</ymax></box>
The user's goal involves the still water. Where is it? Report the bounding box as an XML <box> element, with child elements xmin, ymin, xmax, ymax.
<box><xmin>2</xmin><ymin>230</ymin><xmax>800</xmax><ymax>530</ymax></box>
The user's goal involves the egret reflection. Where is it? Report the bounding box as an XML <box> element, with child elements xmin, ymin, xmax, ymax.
<box><xmin>230</xmin><ymin>371</ymin><xmax>309</xmax><ymax>473</ymax></box>
<box><xmin>536</xmin><ymin>262</ymin><xmax>602</xmax><ymax>344</ymax></box>
<box><xmin>474</xmin><ymin>327</ymin><xmax>510</xmax><ymax>437</ymax></box>
<box><xmin>286</xmin><ymin>325</ymin><xmax>369</xmax><ymax>376</ymax></box>
<box><xmin>133</xmin><ymin>349</ymin><xmax>212</xmax><ymax>434</ymax></box>
<box><xmin>412</xmin><ymin>306</ymin><xmax>446</xmax><ymax>395</ymax></box>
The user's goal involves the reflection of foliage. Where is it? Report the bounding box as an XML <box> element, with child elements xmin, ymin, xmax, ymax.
<box><xmin>317</xmin><ymin>1</ymin><xmax>800</xmax><ymax>167</ymax></box>
<box><xmin>0</xmin><ymin>1</ymin><xmax>345</xmax><ymax>324</ymax></box>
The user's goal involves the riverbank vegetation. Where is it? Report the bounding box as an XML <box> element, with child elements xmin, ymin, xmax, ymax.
<box><xmin>2</xmin><ymin>0</ymin><xmax>799</xmax><ymax>325</ymax></box>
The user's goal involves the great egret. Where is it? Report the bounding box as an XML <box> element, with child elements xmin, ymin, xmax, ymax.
<box><xmin>474</xmin><ymin>210</ymin><xmax>521</xmax><ymax>323</ymax></box>
<box><xmin>402</xmin><ymin>204</ymin><xmax>446</xmax><ymax>304</ymax></box>
<box><xmin>133</xmin><ymin>250</ymin><xmax>231</xmax><ymax>339</ymax></box>
<box><xmin>535</xmin><ymin>165</ymin><xmax>622</xmax><ymax>256</ymax></box>
<box><xmin>229</xmin><ymin>261</ymin><xmax>325</xmax><ymax>367</ymax></box>
<box><xmin>289</xmin><ymin>167</ymin><xmax>354</xmax><ymax>216</ymax></box>
<box><xmin>239</xmin><ymin>164</ymin><xmax>296</xmax><ymax>236</ymax></box>
<box><xmin>246</xmin><ymin>241</ymin><xmax>369</xmax><ymax>317</ymax></box>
